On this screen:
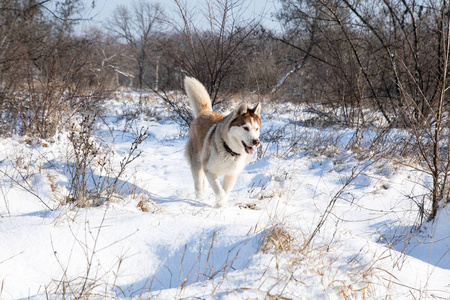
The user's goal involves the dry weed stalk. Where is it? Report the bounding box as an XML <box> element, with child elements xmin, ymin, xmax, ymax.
<box><xmin>49</xmin><ymin>205</ymin><xmax>134</xmax><ymax>299</ymax></box>
<box><xmin>66</xmin><ymin>113</ymin><xmax>149</xmax><ymax>208</ymax></box>
<box><xmin>0</xmin><ymin>164</ymin><xmax>53</xmax><ymax>211</ymax></box>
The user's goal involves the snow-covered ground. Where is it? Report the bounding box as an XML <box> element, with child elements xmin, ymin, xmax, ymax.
<box><xmin>0</xmin><ymin>92</ymin><xmax>449</xmax><ymax>299</ymax></box>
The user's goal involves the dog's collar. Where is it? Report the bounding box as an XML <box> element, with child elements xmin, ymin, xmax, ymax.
<box><xmin>223</xmin><ymin>141</ymin><xmax>240</xmax><ymax>157</ymax></box>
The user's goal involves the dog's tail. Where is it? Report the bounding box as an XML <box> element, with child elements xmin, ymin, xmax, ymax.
<box><xmin>184</xmin><ymin>76</ymin><xmax>212</xmax><ymax>118</ymax></box>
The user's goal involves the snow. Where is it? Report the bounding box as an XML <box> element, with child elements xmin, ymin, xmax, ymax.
<box><xmin>0</xmin><ymin>92</ymin><xmax>449</xmax><ymax>299</ymax></box>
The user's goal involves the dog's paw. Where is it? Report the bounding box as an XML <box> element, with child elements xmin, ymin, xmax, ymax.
<box><xmin>215</xmin><ymin>194</ymin><xmax>228</xmax><ymax>208</ymax></box>
<box><xmin>195</xmin><ymin>190</ymin><xmax>205</xmax><ymax>200</ymax></box>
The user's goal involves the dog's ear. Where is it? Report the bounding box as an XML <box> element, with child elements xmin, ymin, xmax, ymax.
<box><xmin>234</xmin><ymin>102</ymin><xmax>248</xmax><ymax>116</ymax></box>
<box><xmin>252</xmin><ymin>102</ymin><xmax>261</xmax><ymax>117</ymax></box>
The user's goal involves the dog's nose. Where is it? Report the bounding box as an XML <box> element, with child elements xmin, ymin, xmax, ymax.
<box><xmin>252</xmin><ymin>139</ymin><xmax>260</xmax><ymax>146</ymax></box>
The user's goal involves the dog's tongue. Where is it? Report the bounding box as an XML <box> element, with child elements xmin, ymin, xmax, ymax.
<box><xmin>245</xmin><ymin>144</ymin><xmax>254</xmax><ymax>155</ymax></box>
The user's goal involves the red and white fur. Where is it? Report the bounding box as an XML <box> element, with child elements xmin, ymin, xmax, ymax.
<box><xmin>184</xmin><ymin>77</ymin><xmax>261</xmax><ymax>207</ymax></box>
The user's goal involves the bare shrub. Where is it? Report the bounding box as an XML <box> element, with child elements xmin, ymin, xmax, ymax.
<box><xmin>66</xmin><ymin>114</ymin><xmax>150</xmax><ymax>208</ymax></box>
<box><xmin>0</xmin><ymin>0</ymin><xmax>109</xmax><ymax>139</ymax></box>
<box><xmin>275</xmin><ymin>0</ymin><xmax>450</xmax><ymax>220</ymax></box>
<box><xmin>66</xmin><ymin>114</ymin><xmax>100</xmax><ymax>207</ymax></box>
<box><xmin>155</xmin><ymin>90</ymin><xmax>193</xmax><ymax>129</ymax></box>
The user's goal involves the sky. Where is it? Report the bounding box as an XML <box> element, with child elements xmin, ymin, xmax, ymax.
<box><xmin>79</xmin><ymin>0</ymin><xmax>282</xmax><ymax>32</ymax></box>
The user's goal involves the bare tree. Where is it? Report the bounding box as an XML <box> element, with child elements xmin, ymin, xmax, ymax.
<box><xmin>108</xmin><ymin>0</ymin><xmax>163</xmax><ymax>89</ymax></box>
<box><xmin>336</xmin><ymin>0</ymin><xmax>450</xmax><ymax>220</ymax></box>
<box><xmin>157</xmin><ymin>0</ymin><xmax>261</xmax><ymax>104</ymax></box>
<box><xmin>269</xmin><ymin>0</ymin><xmax>320</xmax><ymax>95</ymax></box>
<box><xmin>389</xmin><ymin>1</ymin><xmax>450</xmax><ymax>221</ymax></box>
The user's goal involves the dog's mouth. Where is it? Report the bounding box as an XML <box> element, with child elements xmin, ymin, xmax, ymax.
<box><xmin>242</xmin><ymin>141</ymin><xmax>254</xmax><ymax>155</ymax></box>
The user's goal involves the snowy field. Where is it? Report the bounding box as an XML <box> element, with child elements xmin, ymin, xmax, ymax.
<box><xmin>0</xmin><ymin>91</ymin><xmax>449</xmax><ymax>299</ymax></box>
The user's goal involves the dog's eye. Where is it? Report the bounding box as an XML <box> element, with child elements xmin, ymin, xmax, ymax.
<box><xmin>243</xmin><ymin>127</ymin><xmax>249</xmax><ymax>131</ymax></box>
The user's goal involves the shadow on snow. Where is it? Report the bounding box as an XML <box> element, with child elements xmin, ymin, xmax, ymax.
<box><xmin>116</xmin><ymin>229</ymin><xmax>264</xmax><ymax>297</ymax></box>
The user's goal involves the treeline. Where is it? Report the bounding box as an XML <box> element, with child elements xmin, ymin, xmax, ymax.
<box><xmin>0</xmin><ymin>0</ymin><xmax>286</xmax><ymax>139</ymax></box>
<box><xmin>2</xmin><ymin>0</ymin><xmax>450</xmax><ymax>128</ymax></box>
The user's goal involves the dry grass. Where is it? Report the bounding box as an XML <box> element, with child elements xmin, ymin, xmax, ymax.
<box><xmin>260</xmin><ymin>224</ymin><xmax>295</xmax><ymax>253</ymax></box>
<box><xmin>136</xmin><ymin>199</ymin><xmax>155</xmax><ymax>213</ymax></box>
<box><xmin>251</xmin><ymin>209</ymin><xmax>396</xmax><ymax>300</ymax></box>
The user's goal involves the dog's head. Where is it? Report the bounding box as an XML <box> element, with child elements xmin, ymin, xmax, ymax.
<box><xmin>228</xmin><ymin>102</ymin><xmax>262</xmax><ymax>155</ymax></box>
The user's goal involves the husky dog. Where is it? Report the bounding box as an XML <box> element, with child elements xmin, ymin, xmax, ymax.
<box><xmin>184</xmin><ymin>77</ymin><xmax>261</xmax><ymax>207</ymax></box>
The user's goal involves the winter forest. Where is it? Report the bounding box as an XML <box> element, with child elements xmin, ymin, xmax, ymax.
<box><xmin>0</xmin><ymin>0</ymin><xmax>450</xmax><ymax>298</ymax></box>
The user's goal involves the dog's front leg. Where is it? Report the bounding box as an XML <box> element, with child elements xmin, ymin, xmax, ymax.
<box><xmin>223</xmin><ymin>174</ymin><xmax>239</xmax><ymax>196</ymax></box>
<box><xmin>205</xmin><ymin>172</ymin><xmax>228</xmax><ymax>207</ymax></box>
